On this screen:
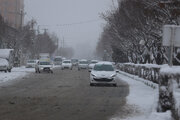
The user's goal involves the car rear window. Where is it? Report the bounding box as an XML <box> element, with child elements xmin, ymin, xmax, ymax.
<box><xmin>94</xmin><ymin>64</ymin><xmax>114</xmax><ymax>71</ymax></box>
<box><xmin>40</xmin><ymin>62</ymin><xmax>50</xmax><ymax>65</ymax></box>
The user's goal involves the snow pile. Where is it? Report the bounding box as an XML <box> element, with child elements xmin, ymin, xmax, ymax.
<box><xmin>123</xmin><ymin>63</ymin><xmax>167</xmax><ymax>68</ymax></box>
<box><xmin>173</xmin><ymin>80</ymin><xmax>180</xmax><ymax>119</ymax></box>
<box><xmin>112</xmin><ymin>72</ymin><xmax>172</xmax><ymax>120</ymax></box>
<box><xmin>0</xmin><ymin>67</ymin><xmax>34</xmax><ymax>84</ymax></box>
<box><xmin>160</xmin><ymin>66</ymin><xmax>180</xmax><ymax>76</ymax></box>
<box><xmin>160</xmin><ymin>66</ymin><xmax>180</xmax><ymax>119</ymax></box>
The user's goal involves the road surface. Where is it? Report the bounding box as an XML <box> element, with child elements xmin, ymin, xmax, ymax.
<box><xmin>0</xmin><ymin>68</ymin><xmax>130</xmax><ymax>120</ymax></box>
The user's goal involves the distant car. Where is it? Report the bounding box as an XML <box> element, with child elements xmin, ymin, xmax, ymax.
<box><xmin>89</xmin><ymin>61</ymin><xmax>118</xmax><ymax>86</ymax></box>
<box><xmin>61</xmin><ymin>60</ymin><xmax>73</xmax><ymax>70</ymax></box>
<box><xmin>0</xmin><ymin>58</ymin><xmax>9</xmax><ymax>73</ymax></box>
<box><xmin>71</xmin><ymin>59</ymin><xmax>78</xmax><ymax>66</ymax></box>
<box><xmin>35</xmin><ymin>59</ymin><xmax>53</xmax><ymax>73</ymax></box>
<box><xmin>54</xmin><ymin>56</ymin><xmax>63</xmax><ymax>65</ymax></box>
<box><xmin>78</xmin><ymin>59</ymin><xmax>89</xmax><ymax>70</ymax></box>
<box><xmin>88</xmin><ymin>60</ymin><xmax>99</xmax><ymax>70</ymax></box>
<box><xmin>26</xmin><ymin>60</ymin><xmax>37</xmax><ymax>68</ymax></box>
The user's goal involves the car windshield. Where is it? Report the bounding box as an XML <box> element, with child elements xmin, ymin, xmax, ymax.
<box><xmin>91</xmin><ymin>61</ymin><xmax>98</xmax><ymax>64</ymax></box>
<box><xmin>79</xmin><ymin>61</ymin><xmax>88</xmax><ymax>64</ymax></box>
<box><xmin>54</xmin><ymin>58</ymin><xmax>62</xmax><ymax>61</ymax></box>
<box><xmin>63</xmin><ymin>61</ymin><xmax>71</xmax><ymax>63</ymax></box>
<box><xmin>28</xmin><ymin>60</ymin><xmax>35</xmax><ymax>63</ymax></box>
<box><xmin>40</xmin><ymin>62</ymin><xmax>50</xmax><ymax>65</ymax></box>
<box><xmin>94</xmin><ymin>64</ymin><xmax>114</xmax><ymax>71</ymax></box>
<box><xmin>71</xmin><ymin>59</ymin><xmax>78</xmax><ymax>63</ymax></box>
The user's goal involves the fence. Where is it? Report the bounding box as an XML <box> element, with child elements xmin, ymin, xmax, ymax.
<box><xmin>117</xmin><ymin>63</ymin><xmax>180</xmax><ymax>120</ymax></box>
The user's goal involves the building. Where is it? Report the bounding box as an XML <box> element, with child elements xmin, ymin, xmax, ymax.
<box><xmin>0</xmin><ymin>0</ymin><xmax>24</xmax><ymax>29</ymax></box>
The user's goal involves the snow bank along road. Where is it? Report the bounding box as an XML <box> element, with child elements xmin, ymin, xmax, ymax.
<box><xmin>111</xmin><ymin>71</ymin><xmax>171</xmax><ymax>120</ymax></box>
<box><xmin>0</xmin><ymin>68</ymin><xmax>131</xmax><ymax>120</ymax></box>
<box><xmin>0</xmin><ymin>67</ymin><xmax>34</xmax><ymax>84</ymax></box>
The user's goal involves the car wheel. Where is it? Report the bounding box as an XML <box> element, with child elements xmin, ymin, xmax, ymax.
<box><xmin>113</xmin><ymin>84</ymin><xmax>117</xmax><ymax>87</ymax></box>
<box><xmin>8</xmin><ymin>69</ymin><xmax>11</xmax><ymax>72</ymax></box>
<box><xmin>38</xmin><ymin>70</ymin><xmax>40</xmax><ymax>73</ymax></box>
<box><xmin>90</xmin><ymin>83</ymin><xmax>94</xmax><ymax>86</ymax></box>
<box><xmin>51</xmin><ymin>70</ymin><xmax>53</xmax><ymax>74</ymax></box>
<box><xmin>5</xmin><ymin>70</ymin><xmax>7</xmax><ymax>73</ymax></box>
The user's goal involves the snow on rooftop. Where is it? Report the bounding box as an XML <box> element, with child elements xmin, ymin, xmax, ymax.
<box><xmin>0</xmin><ymin>49</ymin><xmax>13</xmax><ymax>59</ymax></box>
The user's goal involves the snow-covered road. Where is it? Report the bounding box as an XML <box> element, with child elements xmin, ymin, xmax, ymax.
<box><xmin>0</xmin><ymin>67</ymin><xmax>34</xmax><ymax>84</ymax></box>
<box><xmin>111</xmin><ymin>71</ymin><xmax>172</xmax><ymax>120</ymax></box>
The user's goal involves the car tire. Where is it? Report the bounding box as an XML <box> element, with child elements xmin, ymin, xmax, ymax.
<box><xmin>90</xmin><ymin>83</ymin><xmax>94</xmax><ymax>86</ymax></box>
<box><xmin>113</xmin><ymin>84</ymin><xmax>117</xmax><ymax>87</ymax></box>
<box><xmin>38</xmin><ymin>70</ymin><xmax>40</xmax><ymax>73</ymax></box>
<box><xmin>5</xmin><ymin>70</ymin><xmax>7</xmax><ymax>73</ymax></box>
<box><xmin>8</xmin><ymin>69</ymin><xmax>11</xmax><ymax>72</ymax></box>
<box><xmin>51</xmin><ymin>71</ymin><xmax>53</xmax><ymax>74</ymax></box>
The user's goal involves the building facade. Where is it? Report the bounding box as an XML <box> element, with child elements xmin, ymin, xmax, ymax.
<box><xmin>0</xmin><ymin>0</ymin><xmax>24</xmax><ymax>29</ymax></box>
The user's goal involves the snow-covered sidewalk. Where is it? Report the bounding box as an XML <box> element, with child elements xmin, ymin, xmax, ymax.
<box><xmin>0</xmin><ymin>67</ymin><xmax>34</xmax><ymax>84</ymax></box>
<box><xmin>113</xmin><ymin>71</ymin><xmax>172</xmax><ymax>120</ymax></box>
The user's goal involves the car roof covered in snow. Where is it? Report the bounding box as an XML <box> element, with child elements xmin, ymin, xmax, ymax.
<box><xmin>0</xmin><ymin>49</ymin><xmax>13</xmax><ymax>59</ymax></box>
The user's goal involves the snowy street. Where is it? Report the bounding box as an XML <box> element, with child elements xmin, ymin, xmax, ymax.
<box><xmin>0</xmin><ymin>67</ymin><xmax>173</xmax><ymax>120</ymax></box>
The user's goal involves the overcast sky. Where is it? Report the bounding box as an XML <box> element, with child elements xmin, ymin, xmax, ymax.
<box><xmin>24</xmin><ymin>0</ymin><xmax>115</xmax><ymax>59</ymax></box>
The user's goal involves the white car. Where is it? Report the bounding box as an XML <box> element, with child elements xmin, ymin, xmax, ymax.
<box><xmin>88</xmin><ymin>60</ymin><xmax>99</xmax><ymax>70</ymax></box>
<box><xmin>0</xmin><ymin>58</ymin><xmax>9</xmax><ymax>73</ymax></box>
<box><xmin>26</xmin><ymin>60</ymin><xmax>37</xmax><ymax>68</ymax></box>
<box><xmin>54</xmin><ymin>56</ymin><xmax>63</xmax><ymax>65</ymax></box>
<box><xmin>90</xmin><ymin>62</ymin><xmax>118</xmax><ymax>86</ymax></box>
<box><xmin>35</xmin><ymin>59</ymin><xmax>53</xmax><ymax>73</ymax></box>
<box><xmin>78</xmin><ymin>59</ymin><xmax>89</xmax><ymax>70</ymax></box>
<box><xmin>61</xmin><ymin>60</ymin><xmax>72</xmax><ymax>70</ymax></box>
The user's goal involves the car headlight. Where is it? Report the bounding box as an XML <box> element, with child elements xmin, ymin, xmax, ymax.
<box><xmin>111</xmin><ymin>74</ymin><xmax>117</xmax><ymax>78</ymax></box>
<box><xmin>91</xmin><ymin>73</ymin><xmax>96</xmax><ymax>77</ymax></box>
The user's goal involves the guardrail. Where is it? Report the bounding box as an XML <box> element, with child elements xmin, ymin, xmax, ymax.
<box><xmin>117</xmin><ymin>63</ymin><xmax>161</xmax><ymax>84</ymax></box>
<box><xmin>117</xmin><ymin>63</ymin><xmax>180</xmax><ymax>120</ymax></box>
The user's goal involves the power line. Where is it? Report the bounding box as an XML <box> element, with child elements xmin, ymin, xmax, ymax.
<box><xmin>38</xmin><ymin>19</ymin><xmax>101</xmax><ymax>28</ymax></box>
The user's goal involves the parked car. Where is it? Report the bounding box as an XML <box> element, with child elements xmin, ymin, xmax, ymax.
<box><xmin>0</xmin><ymin>49</ymin><xmax>14</xmax><ymax>72</ymax></box>
<box><xmin>88</xmin><ymin>60</ymin><xmax>99</xmax><ymax>70</ymax></box>
<box><xmin>61</xmin><ymin>60</ymin><xmax>73</xmax><ymax>70</ymax></box>
<box><xmin>35</xmin><ymin>59</ymin><xmax>53</xmax><ymax>73</ymax></box>
<box><xmin>71</xmin><ymin>59</ymin><xmax>78</xmax><ymax>66</ymax></box>
<box><xmin>89</xmin><ymin>61</ymin><xmax>118</xmax><ymax>86</ymax></box>
<box><xmin>78</xmin><ymin>59</ymin><xmax>89</xmax><ymax>70</ymax></box>
<box><xmin>26</xmin><ymin>60</ymin><xmax>37</xmax><ymax>68</ymax></box>
<box><xmin>54</xmin><ymin>56</ymin><xmax>63</xmax><ymax>65</ymax></box>
<box><xmin>0</xmin><ymin>58</ymin><xmax>9</xmax><ymax>73</ymax></box>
